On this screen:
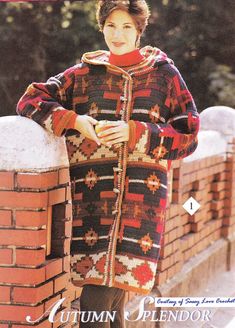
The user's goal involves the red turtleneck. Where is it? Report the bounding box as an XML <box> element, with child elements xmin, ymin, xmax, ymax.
<box><xmin>109</xmin><ymin>48</ymin><xmax>144</xmax><ymax>67</ymax></box>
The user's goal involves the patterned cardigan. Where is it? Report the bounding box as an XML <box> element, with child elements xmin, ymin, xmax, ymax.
<box><xmin>17</xmin><ymin>46</ymin><xmax>200</xmax><ymax>294</ymax></box>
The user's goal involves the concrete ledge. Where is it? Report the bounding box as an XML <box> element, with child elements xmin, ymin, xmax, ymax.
<box><xmin>157</xmin><ymin>238</ymin><xmax>228</xmax><ymax>297</ymax></box>
<box><xmin>227</xmin><ymin>232</ymin><xmax>235</xmax><ymax>270</ymax></box>
<box><xmin>125</xmin><ymin>238</ymin><xmax>230</xmax><ymax>328</ymax></box>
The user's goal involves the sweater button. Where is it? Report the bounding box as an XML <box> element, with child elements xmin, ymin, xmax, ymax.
<box><xmin>120</xmin><ymin>95</ymin><xmax>127</xmax><ymax>101</ymax></box>
<box><xmin>112</xmin><ymin>210</ymin><xmax>118</xmax><ymax>215</ymax></box>
<box><xmin>113</xmin><ymin>188</ymin><xmax>120</xmax><ymax>194</ymax></box>
<box><xmin>113</xmin><ymin>167</ymin><xmax>123</xmax><ymax>173</ymax></box>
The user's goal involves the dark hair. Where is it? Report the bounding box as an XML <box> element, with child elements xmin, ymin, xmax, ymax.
<box><xmin>96</xmin><ymin>0</ymin><xmax>150</xmax><ymax>35</ymax></box>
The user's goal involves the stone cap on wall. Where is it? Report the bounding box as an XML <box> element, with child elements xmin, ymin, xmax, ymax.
<box><xmin>200</xmin><ymin>106</ymin><xmax>235</xmax><ymax>139</ymax></box>
<box><xmin>184</xmin><ymin>106</ymin><xmax>235</xmax><ymax>162</ymax></box>
<box><xmin>1</xmin><ymin>106</ymin><xmax>235</xmax><ymax>169</ymax></box>
<box><xmin>0</xmin><ymin>116</ymin><xmax>69</xmax><ymax>171</ymax></box>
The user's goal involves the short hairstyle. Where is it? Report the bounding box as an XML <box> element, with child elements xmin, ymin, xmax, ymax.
<box><xmin>96</xmin><ymin>0</ymin><xmax>150</xmax><ymax>35</ymax></box>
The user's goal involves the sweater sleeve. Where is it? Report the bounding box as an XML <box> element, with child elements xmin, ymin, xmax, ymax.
<box><xmin>16</xmin><ymin>66</ymin><xmax>78</xmax><ymax>137</ymax></box>
<box><xmin>128</xmin><ymin>66</ymin><xmax>200</xmax><ymax>160</ymax></box>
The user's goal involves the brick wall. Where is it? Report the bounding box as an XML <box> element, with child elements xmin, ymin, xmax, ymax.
<box><xmin>0</xmin><ymin>168</ymin><xmax>81</xmax><ymax>327</ymax></box>
<box><xmin>155</xmin><ymin>143</ymin><xmax>235</xmax><ymax>286</ymax></box>
<box><xmin>1</xmin><ymin>112</ymin><xmax>235</xmax><ymax>327</ymax></box>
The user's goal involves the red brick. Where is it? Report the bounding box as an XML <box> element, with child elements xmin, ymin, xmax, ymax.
<box><xmin>64</xmin><ymin>221</ymin><xmax>72</xmax><ymax>238</ymax></box>
<box><xmin>172</xmin><ymin>240</ymin><xmax>180</xmax><ymax>252</ymax></box>
<box><xmin>173</xmin><ymin>167</ymin><xmax>180</xmax><ymax>179</ymax></box>
<box><xmin>48</xmin><ymin>188</ymin><xmax>66</xmax><ymax>205</ymax></box>
<box><xmin>211</xmin><ymin>200</ymin><xmax>224</xmax><ymax>211</ymax></box>
<box><xmin>158</xmin><ymin>257</ymin><xmax>170</xmax><ymax>271</ymax></box>
<box><xmin>169</xmin><ymin>204</ymin><xmax>179</xmax><ymax>218</ymax></box>
<box><xmin>0</xmin><ymin>229</ymin><xmax>47</xmax><ymax>247</ymax></box>
<box><xmin>222</xmin><ymin>226</ymin><xmax>235</xmax><ymax>238</ymax></box>
<box><xmin>75</xmin><ymin>287</ymin><xmax>82</xmax><ymax>299</ymax></box>
<box><xmin>17</xmin><ymin>171</ymin><xmax>58</xmax><ymax>189</ymax></box>
<box><xmin>168</xmin><ymin>228</ymin><xmax>177</xmax><ymax>243</ymax></box>
<box><xmin>0</xmin><ymin>172</ymin><xmax>15</xmax><ymax>189</ymax></box>
<box><xmin>0</xmin><ymin>266</ymin><xmax>45</xmax><ymax>285</ymax></box>
<box><xmin>15</xmin><ymin>210</ymin><xmax>47</xmax><ymax>228</ymax></box>
<box><xmin>161</xmin><ymin>233</ymin><xmax>168</xmax><ymax>245</ymax></box>
<box><xmin>54</xmin><ymin>273</ymin><xmax>70</xmax><ymax>293</ymax></box>
<box><xmin>155</xmin><ymin>270</ymin><xmax>167</xmax><ymax>285</ymax></box>
<box><xmin>65</xmin><ymin>186</ymin><xmax>72</xmax><ymax>201</ymax></box>
<box><xmin>61</xmin><ymin>288</ymin><xmax>74</xmax><ymax>307</ymax></box>
<box><xmin>175</xmin><ymin>261</ymin><xmax>182</xmax><ymax>274</ymax></box>
<box><xmin>63</xmin><ymin>238</ymin><xmax>71</xmax><ymax>255</ymax></box>
<box><xmin>211</xmin><ymin>181</ymin><xmax>226</xmax><ymax>192</ymax></box>
<box><xmin>52</xmin><ymin>310</ymin><xmax>65</xmax><ymax>328</ymax></box>
<box><xmin>44</xmin><ymin>294</ymin><xmax>61</xmax><ymax>312</ymax></box>
<box><xmin>176</xmin><ymin>226</ymin><xmax>183</xmax><ymax>238</ymax></box>
<box><xmin>58</xmin><ymin>168</ymin><xmax>70</xmax><ymax>185</ymax></box>
<box><xmin>65</xmin><ymin>203</ymin><xmax>72</xmax><ymax>218</ymax></box>
<box><xmin>189</xmin><ymin>213</ymin><xmax>202</xmax><ymax>223</ymax></box>
<box><xmin>172</xmin><ymin>180</ymin><xmax>181</xmax><ymax>190</ymax></box>
<box><xmin>15</xmin><ymin>248</ymin><xmax>46</xmax><ymax>266</ymax></box>
<box><xmin>63</xmin><ymin>255</ymin><xmax>71</xmax><ymax>272</ymax></box>
<box><xmin>0</xmin><ymin>210</ymin><xmax>12</xmax><ymax>227</ymax></box>
<box><xmin>191</xmin><ymin>180</ymin><xmax>201</xmax><ymax>191</ymax></box>
<box><xmin>0</xmin><ymin>286</ymin><xmax>11</xmax><ymax>302</ymax></box>
<box><xmin>45</xmin><ymin>258</ymin><xmax>63</xmax><ymax>280</ymax></box>
<box><xmin>191</xmin><ymin>220</ymin><xmax>204</xmax><ymax>233</ymax></box>
<box><xmin>165</xmin><ymin>216</ymin><xmax>180</xmax><ymax>232</ymax></box>
<box><xmin>160</xmin><ymin>243</ymin><xmax>172</xmax><ymax>258</ymax></box>
<box><xmin>183</xmin><ymin>223</ymin><xmax>191</xmax><ymax>235</ymax></box>
<box><xmin>180</xmin><ymin>236</ymin><xmax>189</xmax><ymax>252</ymax></box>
<box><xmin>13</xmin><ymin>281</ymin><xmax>53</xmax><ymax>304</ymax></box>
<box><xmin>224</xmin><ymin>198</ymin><xmax>232</xmax><ymax>208</ymax></box>
<box><xmin>223</xmin><ymin>217</ymin><xmax>234</xmax><ymax>226</ymax></box>
<box><xmin>12</xmin><ymin>320</ymin><xmax>51</xmax><ymax>328</ymax></box>
<box><xmin>174</xmin><ymin>250</ymin><xmax>182</xmax><ymax>263</ymax></box>
<box><xmin>0</xmin><ymin>325</ymin><xmax>9</xmax><ymax>328</ymax></box>
<box><xmin>0</xmin><ymin>191</ymin><xmax>48</xmax><ymax>208</ymax></box>
<box><xmin>0</xmin><ymin>304</ymin><xmax>44</xmax><ymax>322</ymax></box>
<box><xmin>0</xmin><ymin>248</ymin><xmax>13</xmax><ymax>265</ymax></box>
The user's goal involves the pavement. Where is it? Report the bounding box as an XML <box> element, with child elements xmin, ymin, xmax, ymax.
<box><xmin>164</xmin><ymin>268</ymin><xmax>235</xmax><ymax>328</ymax></box>
<box><xmin>71</xmin><ymin>267</ymin><xmax>235</xmax><ymax>328</ymax></box>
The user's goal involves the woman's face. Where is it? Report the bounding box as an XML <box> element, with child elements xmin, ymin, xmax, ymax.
<box><xmin>103</xmin><ymin>9</ymin><xmax>139</xmax><ymax>55</ymax></box>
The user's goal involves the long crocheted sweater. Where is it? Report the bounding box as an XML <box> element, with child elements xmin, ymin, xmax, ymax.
<box><xmin>17</xmin><ymin>46</ymin><xmax>200</xmax><ymax>294</ymax></box>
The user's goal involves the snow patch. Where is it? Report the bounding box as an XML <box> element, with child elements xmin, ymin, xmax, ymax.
<box><xmin>0</xmin><ymin>116</ymin><xmax>69</xmax><ymax>171</ymax></box>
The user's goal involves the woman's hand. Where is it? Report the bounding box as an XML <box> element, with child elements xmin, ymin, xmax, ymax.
<box><xmin>74</xmin><ymin>115</ymin><xmax>101</xmax><ymax>145</ymax></box>
<box><xmin>96</xmin><ymin>121</ymin><xmax>129</xmax><ymax>147</ymax></box>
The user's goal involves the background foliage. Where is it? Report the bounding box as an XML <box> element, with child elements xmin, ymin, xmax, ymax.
<box><xmin>0</xmin><ymin>0</ymin><xmax>234</xmax><ymax>117</ymax></box>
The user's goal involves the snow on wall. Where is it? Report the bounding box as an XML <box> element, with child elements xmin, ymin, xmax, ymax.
<box><xmin>0</xmin><ymin>105</ymin><xmax>234</xmax><ymax>169</ymax></box>
<box><xmin>0</xmin><ymin>116</ymin><xmax>69</xmax><ymax>171</ymax></box>
<box><xmin>184</xmin><ymin>106</ymin><xmax>234</xmax><ymax>162</ymax></box>
<box><xmin>200</xmin><ymin>106</ymin><xmax>235</xmax><ymax>139</ymax></box>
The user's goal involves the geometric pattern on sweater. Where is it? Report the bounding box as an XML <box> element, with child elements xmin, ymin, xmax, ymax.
<box><xmin>71</xmin><ymin>252</ymin><xmax>158</xmax><ymax>294</ymax></box>
<box><xmin>67</xmin><ymin>135</ymin><xmax>117</xmax><ymax>163</ymax></box>
<box><xmin>16</xmin><ymin>46</ymin><xmax>200</xmax><ymax>294</ymax></box>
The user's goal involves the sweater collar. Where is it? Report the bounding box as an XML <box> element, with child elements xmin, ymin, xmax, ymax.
<box><xmin>81</xmin><ymin>46</ymin><xmax>174</xmax><ymax>76</ymax></box>
<box><xmin>109</xmin><ymin>49</ymin><xmax>144</xmax><ymax>67</ymax></box>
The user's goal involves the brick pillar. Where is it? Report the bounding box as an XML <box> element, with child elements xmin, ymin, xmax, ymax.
<box><xmin>224</xmin><ymin>137</ymin><xmax>235</xmax><ymax>269</ymax></box>
<box><xmin>0</xmin><ymin>116</ymin><xmax>78</xmax><ymax>328</ymax></box>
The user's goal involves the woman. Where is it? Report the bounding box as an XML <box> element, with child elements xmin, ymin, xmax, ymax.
<box><xmin>17</xmin><ymin>0</ymin><xmax>200</xmax><ymax>327</ymax></box>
